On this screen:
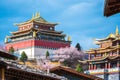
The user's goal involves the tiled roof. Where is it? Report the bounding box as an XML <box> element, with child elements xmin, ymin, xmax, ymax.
<box><xmin>0</xmin><ymin>50</ymin><xmax>17</xmax><ymax>60</ymax></box>
<box><xmin>50</xmin><ymin>66</ymin><xmax>103</xmax><ymax>80</ymax></box>
<box><xmin>0</xmin><ymin>60</ymin><xmax>67</xmax><ymax>80</ymax></box>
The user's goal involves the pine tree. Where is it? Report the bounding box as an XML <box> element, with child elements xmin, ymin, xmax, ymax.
<box><xmin>76</xmin><ymin>64</ymin><xmax>83</xmax><ymax>72</ymax></box>
<box><xmin>46</xmin><ymin>51</ymin><xmax>50</xmax><ymax>59</ymax></box>
<box><xmin>9</xmin><ymin>46</ymin><xmax>14</xmax><ymax>54</ymax></box>
<box><xmin>20</xmin><ymin>51</ymin><xmax>28</xmax><ymax>64</ymax></box>
<box><xmin>75</xmin><ymin>43</ymin><xmax>81</xmax><ymax>51</ymax></box>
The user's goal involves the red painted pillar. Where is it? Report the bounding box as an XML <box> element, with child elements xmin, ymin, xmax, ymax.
<box><xmin>94</xmin><ymin>64</ymin><xmax>96</xmax><ymax>70</ymax></box>
<box><xmin>91</xmin><ymin>64</ymin><xmax>93</xmax><ymax>70</ymax></box>
<box><xmin>117</xmin><ymin>61</ymin><xmax>119</xmax><ymax>67</ymax></box>
<box><xmin>108</xmin><ymin>63</ymin><xmax>111</xmax><ymax>68</ymax></box>
<box><xmin>105</xmin><ymin>63</ymin><xmax>108</xmax><ymax>69</ymax></box>
<box><xmin>89</xmin><ymin>65</ymin><xmax>91</xmax><ymax>70</ymax></box>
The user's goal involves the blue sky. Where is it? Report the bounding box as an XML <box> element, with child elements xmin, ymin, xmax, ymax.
<box><xmin>0</xmin><ymin>0</ymin><xmax>120</xmax><ymax>50</ymax></box>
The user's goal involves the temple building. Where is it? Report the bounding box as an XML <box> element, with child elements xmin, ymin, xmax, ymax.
<box><xmin>81</xmin><ymin>27</ymin><xmax>120</xmax><ymax>80</ymax></box>
<box><xmin>5</xmin><ymin>12</ymin><xmax>71</xmax><ymax>59</ymax></box>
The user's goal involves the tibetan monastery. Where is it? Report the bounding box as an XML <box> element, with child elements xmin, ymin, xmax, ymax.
<box><xmin>5</xmin><ymin>12</ymin><xmax>71</xmax><ymax>59</ymax></box>
<box><xmin>104</xmin><ymin>0</ymin><xmax>120</xmax><ymax>17</ymax></box>
<box><xmin>83</xmin><ymin>27</ymin><xmax>120</xmax><ymax>80</ymax></box>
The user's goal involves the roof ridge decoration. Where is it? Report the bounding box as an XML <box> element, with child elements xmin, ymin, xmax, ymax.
<box><xmin>108</xmin><ymin>33</ymin><xmax>115</xmax><ymax>38</ymax></box>
<box><xmin>67</xmin><ymin>36</ymin><xmax>71</xmax><ymax>41</ymax></box>
<box><xmin>32</xmin><ymin>12</ymin><xmax>40</xmax><ymax>19</ymax></box>
<box><xmin>15</xmin><ymin>12</ymin><xmax>58</xmax><ymax>26</ymax></box>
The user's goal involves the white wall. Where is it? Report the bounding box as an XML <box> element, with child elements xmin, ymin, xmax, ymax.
<box><xmin>18</xmin><ymin>47</ymin><xmax>54</xmax><ymax>59</ymax></box>
<box><xmin>34</xmin><ymin>47</ymin><xmax>54</xmax><ymax>57</ymax></box>
<box><xmin>18</xmin><ymin>47</ymin><xmax>34</xmax><ymax>59</ymax></box>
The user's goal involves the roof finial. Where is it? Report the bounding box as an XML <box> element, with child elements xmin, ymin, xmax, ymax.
<box><xmin>35</xmin><ymin>12</ymin><xmax>40</xmax><ymax>18</ymax></box>
<box><xmin>67</xmin><ymin>36</ymin><xmax>71</xmax><ymax>41</ymax></box>
<box><xmin>116</xmin><ymin>26</ymin><xmax>119</xmax><ymax>36</ymax></box>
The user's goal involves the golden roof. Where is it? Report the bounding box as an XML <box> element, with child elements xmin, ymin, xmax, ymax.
<box><xmin>108</xmin><ymin>33</ymin><xmax>115</xmax><ymax>38</ymax></box>
<box><xmin>9</xmin><ymin>32</ymin><xmax>31</xmax><ymax>38</ymax></box>
<box><xmin>11</xmin><ymin>28</ymin><xmax>63</xmax><ymax>35</ymax></box>
<box><xmin>86</xmin><ymin>45</ymin><xmax>120</xmax><ymax>54</ymax></box>
<box><xmin>79</xmin><ymin>55</ymin><xmax>120</xmax><ymax>63</ymax></box>
<box><xmin>11</xmin><ymin>28</ymin><xmax>31</xmax><ymax>35</ymax></box>
<box><xmin>15</xmin><ymin>12</ymin><xmax>58</xmax><ymax>26</ymax></box>
<box><xmin>95</xmin><ymin>26</ymin><xmax>120</xmax><ymax>44</ymax></box>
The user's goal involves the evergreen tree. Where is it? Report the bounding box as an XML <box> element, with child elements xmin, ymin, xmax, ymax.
<box><xmin>9</xmin><ymin>46</ymin><xmax>14</xmax><ymax>54</ymax></box>
<box><xmin>76</xmin><ymin>64</ymin><xmax>83</xmax><ymax>72</ymax></box>
<box><xmin>20</xmin><ymin>51</ymin><xmax>28</xmax><ymax>64</ymax></box>
<box><xmin>75</xmin><ymin>43</ymin><xmax>81</xmax><ymax>51</ymax></box>
<box><xmin>46</xmin><ymin>51</ymin><xmax>50</xmax><ymax>59</ymax></box>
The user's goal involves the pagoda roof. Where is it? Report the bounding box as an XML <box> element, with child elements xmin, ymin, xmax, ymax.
<box><xmin>104</xmin><ymin>0</ymin><xmax>120</xmax><ymax>17</ymax></box>
<box><xmin>11</xmin><ymin>28</ymin><xmax>63</xmax><ymax>35</ymax></box>
<box><xmin>9</xmin><ymin>31</ymin><xmax>31</xmax><ymax>39</ymax></box>
<box><xmin>86</xmin><ymin>45</ymin><xmax>120</xmax><ymax>54</ymax></box>
<box><xmin>11</xmin><ymin>28</ymin><xmax>31</xmax><ymax>35</ymax></box>
<box><xmin>15</xmin><ymin>13</ymin><xmax>58</xmax><ymax>26</ymax></box>
<box><xmin>95</xmin><ymin>27</ymin><xmax>120</xmax><ymax>44</ymax></box>
<box><xmin>79</xmin><ymin>55</ymin><xmax>120</xmax><ymax>63</ymax></box>
<box><xmin>9</xmin><ymin>31</ymin><xmax>65</xmax><ymax>39</ymax></box>
<box><xmin>10</xmin><ymin>28</ymin><xmax>65</xmax><ymax>39</ymax></box>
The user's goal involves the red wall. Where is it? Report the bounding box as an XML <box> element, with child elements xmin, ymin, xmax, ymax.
<box><xmin>6</xmin><ymin>39</ymin><xmax>70</xmax><ymax>51</ymax></box>
<box><xmin>35</xmin><ymin>40</ymin><xmax>70</xmax><ymax>48</ymax></box>
<box><xmin>6</xmin><ymin>40</ymin><xmax>34</xmax><ymax>50</ymax></box>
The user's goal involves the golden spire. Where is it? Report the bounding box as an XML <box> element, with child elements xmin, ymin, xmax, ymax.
<box><xmin>116</xmin><ymin>26</ymin><xmax>119</xmax><ymax>36</ymax></box>
<box><xmin>35</xmin><ymin>12</ymin><xmax>40</xmax><ymax>18</ymax></box>
<box><xmin>67</xmin><ymin>36</ymin><xmax>71</xmax><ymax>41</ymax></box>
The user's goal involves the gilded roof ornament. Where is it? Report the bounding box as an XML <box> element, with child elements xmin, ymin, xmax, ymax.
<box><xmin>33</xmin><ymin>31</ymin><xmax>37</xmax><ymax>38</ymax></box>
<box><xmin>35</xmin><ymin>12</ymin><xmax>40</xmax><ymax>18</ymax></box>
<box><xmin>67</xmin><ymin>36</ymin><xmax>71</xmax><ymax>41</ymax></box>
<box><xmin>116</xmin><ymin>26</ymin><xmax>119</xmax><ymax>36</ymax></box>
<box><xmin>32</xmin><ymin>14</ymin><xmax>35</xmax><ymax>19</ymax></box>
<box><xmin>108</xmin><ymin>33</ymin><xmax>115</xmax><ymax>38</ymax></box>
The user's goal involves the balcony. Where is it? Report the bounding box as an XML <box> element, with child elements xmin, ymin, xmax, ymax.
<box><xmin>85</xmin><ymin>69</ymin><xmax>105</xmax><ymax>74</ymax></box>
<box><xmin>108</xmin><ymin>67</ymin><xmax>120</xmax><ymax>73</ymax></box>
<box><xmin>85</xmin><ymin>67</ymin><xmax>120</xmax><ymax>75</ymax></box>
